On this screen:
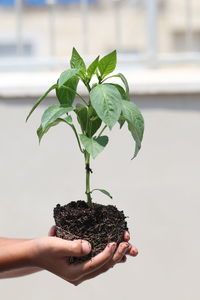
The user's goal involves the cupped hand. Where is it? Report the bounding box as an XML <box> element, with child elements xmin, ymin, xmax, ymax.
<box><xmin>34</xmin><ymin>226</ymin><xmax>138</xmax><ymax>286</ymax></box>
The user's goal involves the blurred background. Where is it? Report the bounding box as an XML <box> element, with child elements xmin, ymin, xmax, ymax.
<box><xmin>0</xmin><ymin>0</ymin><xmax>200</xmax><ymax>300</ymax></box>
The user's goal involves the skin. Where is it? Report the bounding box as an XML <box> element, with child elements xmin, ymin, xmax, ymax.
<box><xmin>0</xmin><ymin>227</ymin><xmax>138</xmax><ymax>285</ymax></box>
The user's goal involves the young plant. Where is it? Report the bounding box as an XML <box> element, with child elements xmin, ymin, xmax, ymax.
<box><xmin>26</xmin><ymin>48</ymin><xmax>144</xmax><ymax>206</ymax></box>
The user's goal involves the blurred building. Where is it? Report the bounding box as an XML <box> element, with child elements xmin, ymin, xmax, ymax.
<box><xmin>0</xmin><ymin>0</ymin><xmax>200</xmax><ymax>58</ymax></box>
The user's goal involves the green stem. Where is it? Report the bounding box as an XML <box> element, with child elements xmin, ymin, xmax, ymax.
<box><xmin>71</xmin><ymin>124</ymin><xmax>84</xmax><ymax>153</ymax></box>
<box><xmin>98</xmin><ymin>125</ymin><xmax>107</xmax><ymax>137</ymax></box>
<box><xmin>85</xmin><ymin>151</ymin><xmax>92</xmax><ymax>206</ymax></box>
<box><xmin>84</xmin><ymin>81</ymin><xmax>91</xmax><ymax>93</ymax></box>
<box><xmin>101</xmin><ymin>75</ymin><xmax>114</xmax><ymax>83</ymax></box>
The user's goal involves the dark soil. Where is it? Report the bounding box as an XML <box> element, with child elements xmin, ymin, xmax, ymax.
<box><xmin>53</xmin><ymin>200</ymin><xmax>128</xmax><ymax>263</ymax></box>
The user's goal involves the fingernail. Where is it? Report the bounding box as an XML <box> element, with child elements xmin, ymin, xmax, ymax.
<box><xmin>125</xmin><ymin>232</ymin><xmax>130</xmax><ymax>239</ymax></box>
<box><xmin>82</xmin><ymin>241</ymin><xmax>91</xmax><ymax>254</ymax></box>
<box><xmin>109</xmin><ymin>242</ymin><xmax>116</xmax><ymax>253</ymax></box>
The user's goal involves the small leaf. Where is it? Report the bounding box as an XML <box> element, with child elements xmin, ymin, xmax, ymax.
<box><xmin>37</xmin><ymin>115</ymin><xmax>72</xmax><ymax>143</ymax></box>
<box><xmin>118</xmin><ymin>115</ymin><xmax>126</xmax><ymax>129</ymax></box>
<box><xmin>121</xmin><ymin>100</ymin><xmax>144</xmax><ymax>158</ymax></box>
<box><xmin>98</xmin><ymin>50</ymin><xmax>117</xmax><ymax>79</ymax></box>
<box><xmin>87</xmin><ymin>56</ymin><xmax>99</xmax><ymax>80</ymax></box>
<box><xmin>37</xmin><ymin>119</ymin><xmax>60</xmax><ymax>143</ymax></box>
<box><xmin>41</xmin><ymin>104</ymin><xmax>73</xmax><ymax>130</ymax></box>
<box><xmin>92</xmin><ymin>189</ymin><xmax>113</xmax><ymax>199</ymax></box>
<box><xmin>58</xmin><ymin>69</ymin><xmax>79</xmax><ymax>88</ymax></box>
<box><xmin>26</xmin><ymin>84</ymin><xmax>57</xmax><ymax>122</ymax></box>
<box><xmin>114</xmin><ymin>73</ymin><xmax>129</xmax><ymax>96</ymax></box>
<box><xmin>79</xmin><ymin>134</ymin><xmax>109</xmax><ymax>159</ymax></box>
<box><xmin>90</xmin><ymin>84</ymin><xmax>122</xmax><ymax>129</ymax></box>
<box><xmin>56</xmin><ymin>76</ymin><xmax>79</xmax><ymax>106</ymax></box>
<box><xmin>70</xmin><ymin>47</ymin><xmax>86</xmax><ymax>72</ymax></box>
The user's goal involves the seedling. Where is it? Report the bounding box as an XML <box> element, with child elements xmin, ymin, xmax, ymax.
<box><xmin>26</xmin><ymin>48</ymin><xmax>144</xmax><ymax>262</ymax></box>
<box><xmin>26</xmin><ymin>48</ymin><xmax>144</xmax><ymax>205</ymax></box>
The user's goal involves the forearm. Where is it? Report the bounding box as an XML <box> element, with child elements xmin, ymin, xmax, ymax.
<box><xmin>0</xmin><ymin>266</ymin><xmax>42</xmax><ymax>279</ymax></box>
<box><xmin>0</xmin><ymin>239</ymin><xmax>39</xmax><ymax>275</ymax></box>
<box><xmin>0</xmin><ymin>238</ymin><xmax>27</xmax><ymax>247</ymax></box>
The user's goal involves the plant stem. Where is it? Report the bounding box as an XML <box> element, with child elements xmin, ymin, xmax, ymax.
<box><xmin>85</xmin><ymin>151</ymin><xmax>92</xmax><ymax>206</ymax></box>
<box><xmin>98</xmin><ymin>125</ymin><xmax>107</xmax><ymax>137</ymax></box>
<box><xmin>71</xmin><ymin>124</ymin><xmax>84</xmax><ymax>153</ymax></box>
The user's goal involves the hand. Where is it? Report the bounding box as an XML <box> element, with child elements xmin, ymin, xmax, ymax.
<box><xmin>42</xmin><ymin>226</ymin><xmax>138</xmax><ymax>285</ymax></box>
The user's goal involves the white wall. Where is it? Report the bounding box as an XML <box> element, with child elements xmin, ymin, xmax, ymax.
<box><xmin>0</xmin><ymin>95</ymin><xmax>200</xmax><ymax>300</ymax></box>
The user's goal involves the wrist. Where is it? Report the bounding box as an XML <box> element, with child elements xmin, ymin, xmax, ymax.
<box><xmin>27</xmin><ymin>237</ymin><xmax>50</xmax><ymax>268</ymax></box>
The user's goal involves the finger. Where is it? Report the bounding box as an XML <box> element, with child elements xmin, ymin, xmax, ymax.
<box><xmin>71</xmin><ymin>254</ymin><xmax>128</xmax><ymax>286</ymax></box>
<box><xmin>69</xmin><ymin>242</ymin><xmax>117</xmax><ymax>278</ymax></box>
<box><xmin>110</xmin><ymin>242</ymin><xmax>129</xmax><ymax>264</ymax></box>
<box><xmin>126</xmin><ymin>244</ymin><xmax>138</xmax><ymax>257</ymax></box>
<box><xmin>118</xmin><ymin>255</ymin><xmax>127</xmax><ymax>263</ymax></box>
<box><xmin>48</xmin><ymin>226</ymin><xmax>56</xmax><ymax>237</ymax></box>
<box><xmin>124</xmin><ymin>231</ymin><xmax>130</xmax><ymax>242</ymax></box>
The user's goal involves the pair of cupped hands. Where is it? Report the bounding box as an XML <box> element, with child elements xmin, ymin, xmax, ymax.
<box><xmin>36</xmin><ymin>226</ymin><xmax>138</xmax><ymax>286</ymax></box>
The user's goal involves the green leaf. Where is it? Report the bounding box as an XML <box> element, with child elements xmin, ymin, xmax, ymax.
<box><xmin>121</xmin><ymin>100</ymin><xmax>144</xmax><ymax>158</ymax></box>
<box><xmin>98</xmin><ymin>50</ymin><xmax>117</xmax><ymax>79</ymax></box>
<box><xmin>114</xmin><ymin>73</ymin><xmax>129</xmax><ymax>96</ymax></box>
<box><xmin>91</xmin><ymin>117</ymin><xmax>102</xmax><ymax>137</ymax></box>
<box><xmin>37</xmin><ymin>115</ymin><xmax>72</xmax><ymax>143</ymax></box>
<box><xmin>26</xmin><ymin>84</ymin><xmax>57</xmax><ymax>122</ymax></box>
<box><xmin>70</xmin><ymin>47</ymin><xmax>86</xmax><ymax>72</ymax></box>
<box><xmin>58</xmin><ymin>69</ymin><xmax>79</xmax><ymax>88</ymax></box>
<box><xmin>76</xmin><ymin>104</ymin><xmax>88</xmax><ymax>133</ymax></box>
<box><xmin>75</xmin><ymin>105</ymin><xmax>102</xmax><ymax>137</ymax></box>
<box><xmin>91</xmin><ymin>189</ymin><xmax>113</xmax><ymax>199</ymax></box>
<box><xmin>41</xmin><ymin>104</ymin><xmax>73</xmax><ymax>130</ymax></box>
<box><xmin>37</xmin><ymin>119</ymin><xmax>60</xmax><ymax>143</ymax></box>
<box><xmin>56</xmin><ymin>76</ymin><xmax>79</xmax><ymax>106</ymax></box>
<box><xmin>118</xmin><ymin>115</ymin><xmax>126</xmax><ymax>129</ymax></box>
<box><xmin>110</xmin><ymin>83</ymin><xmax>129</xmax><ymax>100</ymax></box>
<box><xmin>90</xmin><ymin>84</ymin><xmax>122</xmax><ymax>129</ymax></box>
<box><xmin>88</xmin><ymin>106</ymin><xmax>102</xmax><ymax>137</ymax></box>
<box><xmin>79</xmin><ymin>134</ymin><xmax>109</xmax><ymax>159</ymax></box>
<box><xmin>87</xmin><ymin>56</ymin><xmax>99</xmax><ymax>80</ymax></box>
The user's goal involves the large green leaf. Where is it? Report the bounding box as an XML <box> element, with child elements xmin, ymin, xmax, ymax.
<box><xmin>121</xmin><ymin>100</ymin><xmax>144</xmax><ymax>158</ymax></box>
<box><xmin>26</xmin><ymin>84</ymin><xmax>57</xmax><ymax>122</ymax></box>
<box><xmin>37</xmin><ymin>116</ymin><xmax>72</xmax><ymax>143</ymax></box>
<box><xmin>41</xmin><ymin>104</ymin><xmax>73</xmax><ymax>130</ymax></box>
<box><xmin>87</xmin><ymin>56</ymin><xmax>99</xmax><ymax>80</ymax></box>
<box><xmin>79</xmin><ymin>134</ymin><xmax>109</xmax><ymax>159</ymax></box>
<box><xmin>70</xmin><ymin>47</ymin><xmax>86</xmax><ymax>72</ymax></box>
<box><xmin>58</xmin><ymin>69</ymin><xmax>79</xmax><ymax>88</ymax></box>
<box><xmin>56</xmin><ymin>76</ymin><xmax>79</xmax><ymax>106</ymax></box>
<box><xmin>91</xmin><ymin>189</ymin><xmax>113</xmax><ymax>199</ymax></box>
<box><xmin>98</xmin><ymin>50</ymin><xmax>117</xmax><ymax>79</ymax></box>
<box><xmin>90</xmin><ymin>84</ymin><xmax>122</xmax><ymax>129</ymax></box>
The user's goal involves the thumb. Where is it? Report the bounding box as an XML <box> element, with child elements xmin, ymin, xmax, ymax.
<box><xmin>58</xmin><ymin>239</ymin><xmax>92</xmax><ymax>257</ymax></box>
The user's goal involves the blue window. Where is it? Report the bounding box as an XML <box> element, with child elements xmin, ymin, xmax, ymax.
<box><xmin>25</xmin><ymin>0</ymin><xmax>46</xmax><ymax>5</ymax></box>
<box><xmin>57</xmin><ymin>0</ymin><xmax>96</xmax><ymax>3</ymax></box>
<box><xmin>0</xmin><ymin>0</ymin><xmax>96</xmax><ymax>6</ymax></box>
<box><xmin>0</xmin><ymin>0</ymin><xmax>14</xmax><ymax>5</ymax></box>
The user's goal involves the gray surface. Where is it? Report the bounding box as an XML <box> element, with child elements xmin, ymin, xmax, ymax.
<box><xmin>0</xmin><ymin>95</ymin><xmax>200</xmax><ymax>300</ymax></box>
